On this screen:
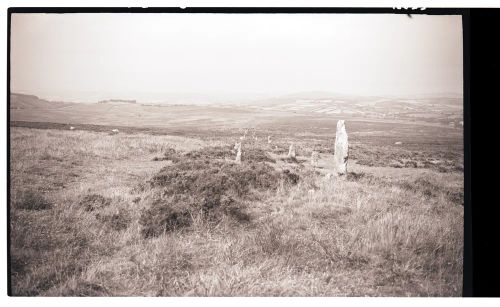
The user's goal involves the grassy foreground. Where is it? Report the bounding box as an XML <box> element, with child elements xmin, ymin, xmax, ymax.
<box><xmin>9</xmin><ymin>127</ymin><xmax>463</xmax><ymax>296</ymax></box>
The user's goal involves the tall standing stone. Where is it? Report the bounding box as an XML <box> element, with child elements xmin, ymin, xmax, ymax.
<box><xmin>287</xmin><ymin>143</ymin><xmax>296</xmax><ymax>159</ymax></box>
<box><xmin>334</xmin><ymin>120</ymin><xmax>348</xmax><ymax>175</ymax></box>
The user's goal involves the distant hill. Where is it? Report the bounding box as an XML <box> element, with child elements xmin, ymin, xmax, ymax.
<box><xmin>9</xmin><ymin>91</ymin><xmax>463</xmax><ymax>128</ymax></box>
<box><xmin>277</xmin><ymin>91</ymin><xmax>372</xmax><ymax>101</ymax></box>
<box><xmin>10</xmin><ymin>93</ymin><xmax>74</xmax><ymax>110</ymax></box>
<box><xmin>98</xmin><ymin>99</ymin><xmax>137</xmax><ymax>104</ymax></box>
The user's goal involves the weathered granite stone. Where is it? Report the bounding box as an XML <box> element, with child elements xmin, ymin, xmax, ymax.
<box><xmin>333</xmin><ymin>120</ymin><xmax>348</xmax><ymax>175</ymax></box>
<box><xmin>287</xmin><ymin>143</ymin><xmax>296</xmax><ymax>159</ymax></box>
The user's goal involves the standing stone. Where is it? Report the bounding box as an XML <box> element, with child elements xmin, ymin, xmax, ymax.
<box><xmin>268</xmin><ymin>136</ymin><xmax>272</xmax><ymax>143</ymax></box>
<box><xmin>311</xmin><ymin>151</ymin><xmax>319</xmax><ymax>166</ymax></box>
<box><xmin>287</xmin><ymin>143</ymin><xmax>296</xmax><ymax>159</ymax></box>
<box><xmin>235</xmin><ymin>142</ymin><xmax>242</xmax><ymax>164</ymax></box>
<box><xmin>333</xmin><ymin>120</ymin><xmax>348</xmax><ymax>175</ymax></box>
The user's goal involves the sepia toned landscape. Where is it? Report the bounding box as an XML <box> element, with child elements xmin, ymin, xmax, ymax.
<box><xmin>9</xmin><ymin>91</ymin><xmax>463</xmax><ymax>296</ymax></box>
<box><xmin>8</xmin><ymin>12</ymin><xmax>464</xmax><ymax>297</ymax></box>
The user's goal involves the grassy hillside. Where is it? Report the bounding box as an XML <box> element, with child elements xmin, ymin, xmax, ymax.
<box><xmin>10</xmin><ymin>93</ymin><xmax>73</xmax><ymax>110</ymax></box>
<box><xmin>9</xmin><ymin>126</ymin><xmax>463</xmax><ymax>296</ymax></box>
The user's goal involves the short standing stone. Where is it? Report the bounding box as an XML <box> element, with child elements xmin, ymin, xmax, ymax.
<box><xmin>333</xmin><ymin>120</ymin><xmax>348</xmax><ymax>175</ymax></box>
<box><xmin>287</xmin><ymin>143</ymin><xmax>296</xmax><ymax>159</ymax></box>
<box><xmin>311</xmin><ymin>151</ymin><xmax>319</xmax><ymax>166</ymax></box>
<box><xmin>268</xmin><ymin>136</ymin><xmax>272</xmax><ymax>143</ymax></box>
<box><xmin>235</xmin><ymin>142</ymin><xmax>242</xmax><ymax>164</ymax></box>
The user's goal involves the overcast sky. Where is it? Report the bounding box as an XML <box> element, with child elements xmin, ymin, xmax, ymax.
<box><xmin>10</xmin><ymin>13</ymin><xmax>463</xmax><ymax>102</ymax></box>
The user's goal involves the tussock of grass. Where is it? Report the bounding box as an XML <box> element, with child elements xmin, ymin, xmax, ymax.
<box><xmin>79</xmin><ymin>194</ymin><xmax>112</xmax><ymax>212</ymax></box>
<box><xmin>139</xmin><ymin>196</ymin><xmax>193</xmax><ymax>237</ymax></box>
<box><xmin>96</xmin><ymin>208</ymin><xmax>131</xmax><ymax>231</ymax></box>
<box><xmin>282</xmin><ymin>169</ymin><xmax>300</xmax><ymax>185</ymax></box>
<box><xmin>152</xmin><ymin>147</ymin><xmax>181</xmax><ymax>163</ymax></box>
<box><xmin>398</xmin><ymin>176</ymin><xmax>464</xmax><ymax>206</ymax></box>
<box><xmin>59</xmin><ymin>281</ymin><xmax>111</xmax><ymax>296</ymax></box>
<box><xmin>10</xmin><ymin>210</ymin><xmax>93</xmax><ymax>295</ymax></box>
<box><xmin>13</xmin><ymin>190</ymin><xmax>52</xmax><ymax>211</ymax></box>
<box><xmin>281</xmin><ymin>156</ymin><xmax>300</xmax><ymax>164</ymax></box>
<box><xmin>346</xmin><ymin>171</ymin><xmax>367</xmax><ymax>182</ymax></box>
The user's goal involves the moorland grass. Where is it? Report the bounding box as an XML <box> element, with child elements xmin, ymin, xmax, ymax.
<box><xmin>9</xmin><ymin>127</ymin><xmax>463</xmax><ymax>296</ymax></box>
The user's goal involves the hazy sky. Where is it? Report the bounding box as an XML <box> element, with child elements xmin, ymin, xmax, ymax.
<box><xmin>11</xmin><ymin>13</ymin><xmax>463</xmax><ymax>102</ymax></box>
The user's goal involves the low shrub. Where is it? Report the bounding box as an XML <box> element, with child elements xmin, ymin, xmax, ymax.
<box><xmin>140</xmin><ymin>197</ymin><xmax>192</xmax><ymax>238</ymax></box>
<box><xmin>281</xmin><ymin>156</ymin><xmax>300</xmax><ymax>164</ymax></box>
<box><xmin>243</xmin><ymin>148</ymin><xmax>276</xmax><ymax>163</ymax></box>
<box><xmin>282</xmin><ymin>169</ymin><xmax>300</xmax><ymax>185</ymax></box>
<box><xmin>152</xmin><ymin>147</ymin><xmax>181</xmax><ymax>163</ymax></box>
<box><xmin>139</xmin><ymin>151</ymin><xmax>299</xmax><ymax>238</ymax></box>
<box><xmin>183</xmin><ymin>146</ymin><xmax>232</xmax><ymax>161</ymax></box>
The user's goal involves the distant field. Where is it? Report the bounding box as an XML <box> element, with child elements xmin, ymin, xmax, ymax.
<box><xmin>10</xmin><ymin>92</ymin><xmax>463</xmax><ymax>129</ymax></box>
<box><xmin>11</xmin><ymin>114</ymin><xmax>463</xmax><ymax>172</ymax></box>
<box><xmin>9</xmin><ymin>117</ymin><xmax>463</xmax><ymax>295</ymax></box>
